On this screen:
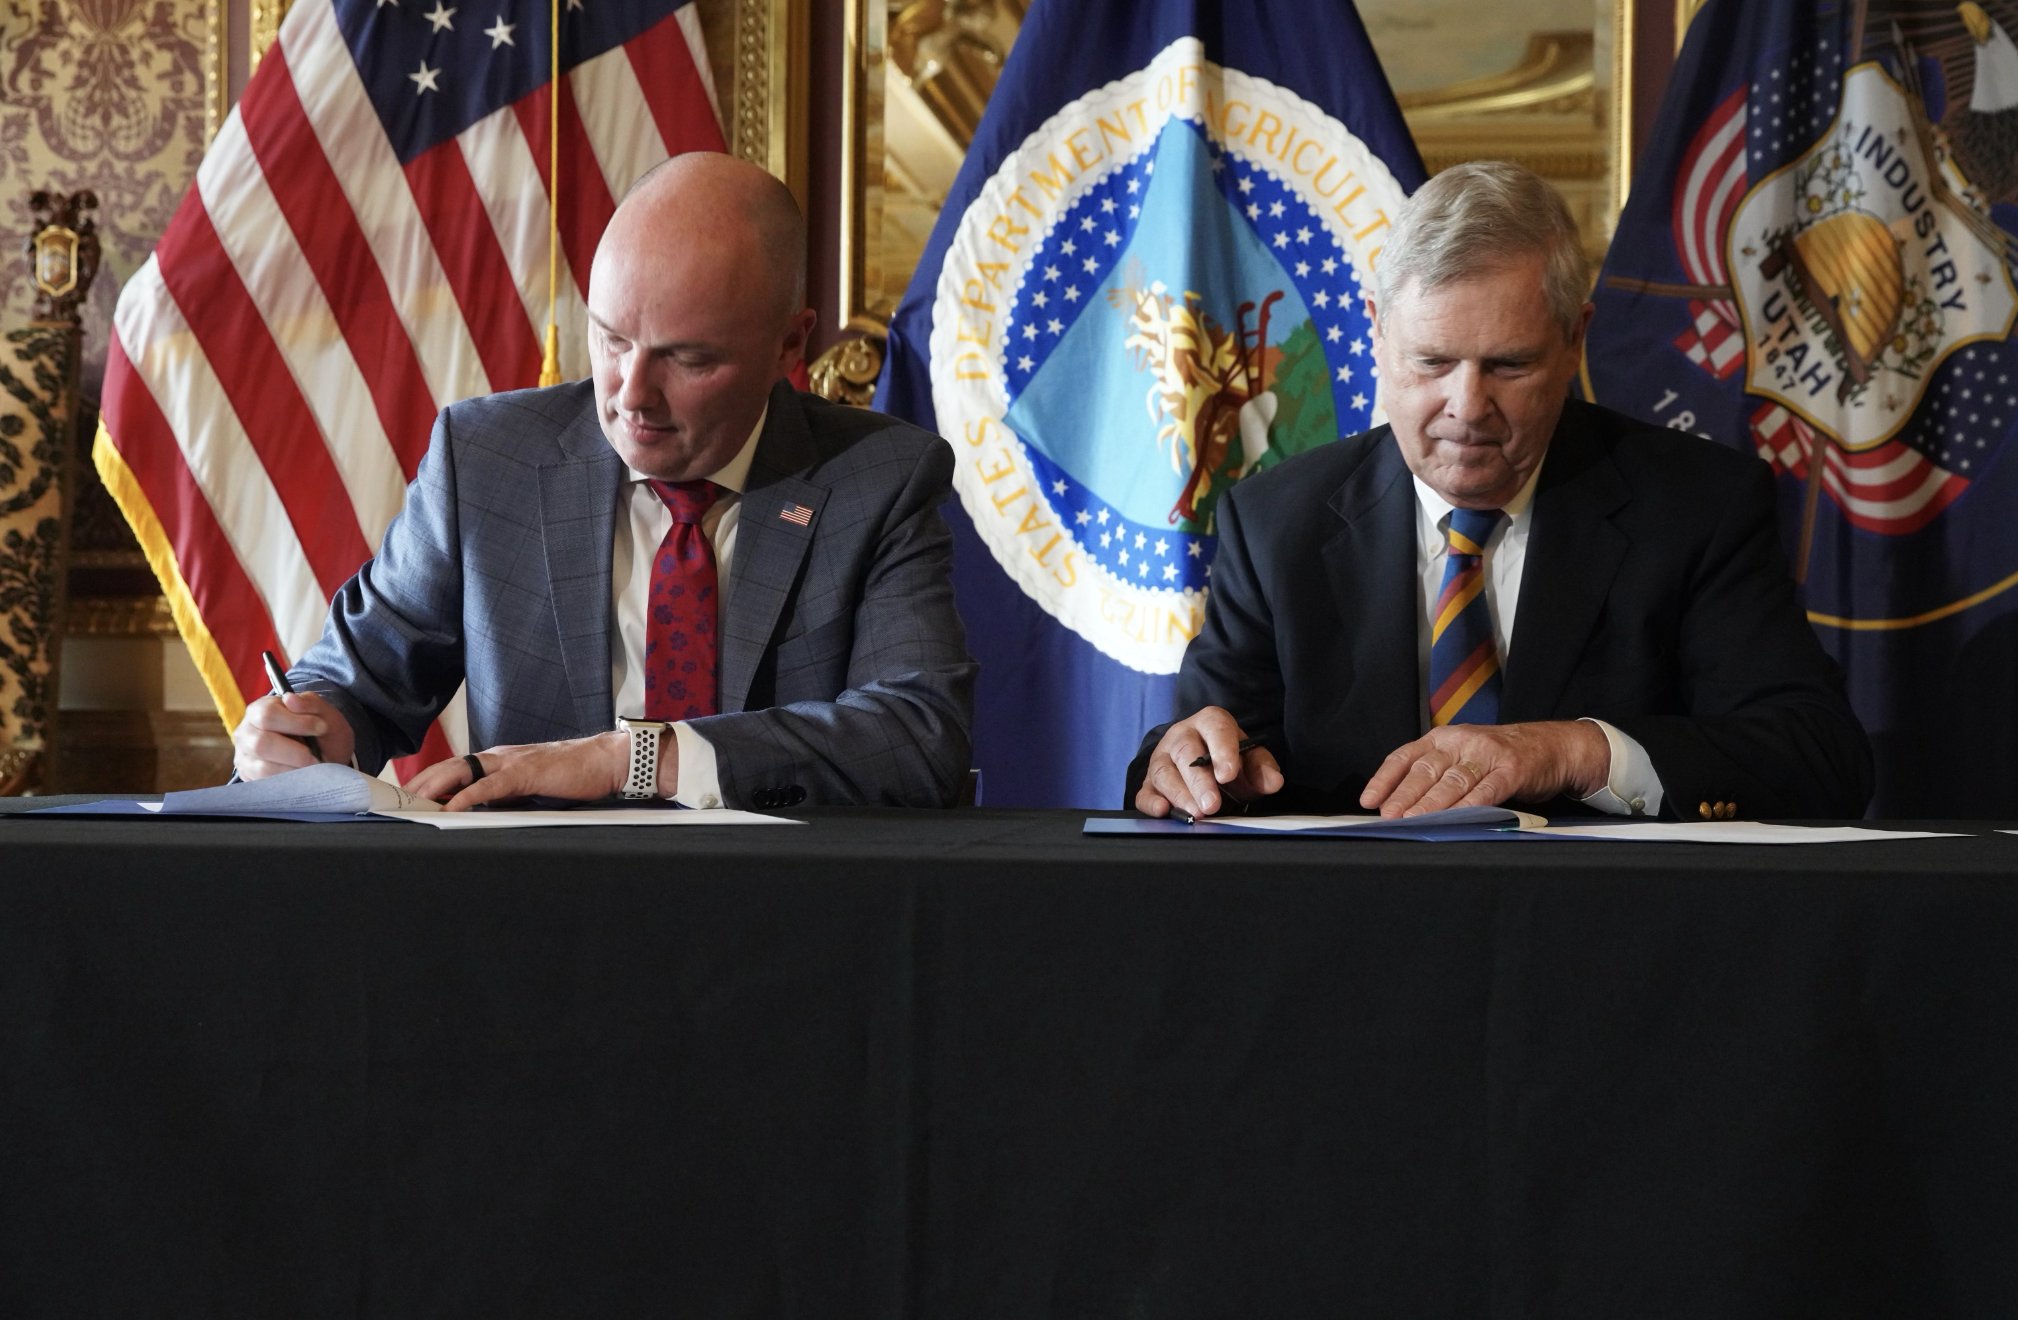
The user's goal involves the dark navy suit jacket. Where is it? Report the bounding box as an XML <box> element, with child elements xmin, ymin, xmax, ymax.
<box><xmin>1128</xmin><ymin>400</ymin><xmax>1873</xmax><ymax>818</ymax></box>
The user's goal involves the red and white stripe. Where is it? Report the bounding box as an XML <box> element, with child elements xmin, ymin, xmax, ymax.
<box><xmin>1673</xmin><ymin>87</ymin><xmax>1747</xmax><ymax>288</ymax></box>
<box><xmin>1676</xmin><ymin>297</ymin><xmax>1747</xmax><ymax>379</ymax></box>
<box><xmin>1751</xmin><ymin>403</ymin><xmax>1966</xmax><ymax>535</ymax></box>
<box><xmin>100</xmin><ymin>0</ymin><xmax>723</xmax><ymax>776</ymax></box>
<box><xmin>1671</xmin><ymin>87</ymin><xmax>1748</xmax><ymax>374</ymax></box>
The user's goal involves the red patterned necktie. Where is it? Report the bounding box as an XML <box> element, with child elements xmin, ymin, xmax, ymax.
<box><xmin>1428</xmin><ymin>506</ymin><xmax>1505</xmax><ymax>727</ymax></box>
<box><xmin>643</xmin><ymin>479</ymin><xmax>721</xmax><ymax>722</ymax></box>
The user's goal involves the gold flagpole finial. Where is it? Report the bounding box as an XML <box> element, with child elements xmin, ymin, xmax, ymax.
<box><xmin>539</xmin><ymin>322</ymin><xmax>562</xmax><ymax>386</ymax></box>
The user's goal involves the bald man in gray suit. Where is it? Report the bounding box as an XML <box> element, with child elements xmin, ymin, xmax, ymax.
<box><xmin>233</xmin><ymin>153</ymin><xmax>974</xmax><ymax>809</ymax></box>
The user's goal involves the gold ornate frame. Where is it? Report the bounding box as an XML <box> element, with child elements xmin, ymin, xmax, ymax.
<box><xmin>839</xmin><ymin>0</ymin><xmax>887</xmax><ymax>329</ymax></box>
<box><xmin>706</xmin><ymin>0</ymin><xmax>809</xmax><ymax>196</ymax></box>
<box><xmin>205</xmin><ymin>1</ymin><xmax>293</xmax><ymax>140</ymax></box>
<box><xmin>837</xmin><ymin>1</ymin><xmax>1670</xmax><ymax>336</ymax></box>
<box><xmin>204</xmin><ymin>2</ymin><xmax>229</xmax><ymax>141</ymax></box>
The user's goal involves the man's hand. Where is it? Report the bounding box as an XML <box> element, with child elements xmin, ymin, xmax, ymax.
<box><xmin>1360</xmin><ymin>719</ymin><xmax>1610</xmax><ymax>817</ymax></box>
<box><xmin>402</xmin><ymin>730</ymin><xmax>674</xmax><ymax>811</ymax></box>
<box><xmin>232</xmin><ymin>693</ymin><xmax>357</xmax><ymax>780</ymax></box>
<box><xmin>1134</xmin><ymin>705</ymin><xmax>1284</xmax><ymax>819</ymax></box>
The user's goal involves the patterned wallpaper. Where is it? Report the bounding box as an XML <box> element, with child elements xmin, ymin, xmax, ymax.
<box><xmin>0</xmin><ymin>0</ymin><xmax>210</xmax><ymax>398</ymax></box>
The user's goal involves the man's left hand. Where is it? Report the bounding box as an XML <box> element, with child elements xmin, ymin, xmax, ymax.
<box><xmin>403</xmin><ymin>731</ymin><xmax>664</xmax><ymax>811</ymax></box>
<box><xmin>1360</xmin><ymin>720</ymin><xmax>1609</xmax><ymax>817</ymax></box>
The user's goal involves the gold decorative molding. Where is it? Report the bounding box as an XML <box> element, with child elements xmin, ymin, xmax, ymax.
<box><xmin>205</xmin><ymin>0</ymin><xmax>287</xmax><ymax>138</ymax></box>
<box><xmin>696</xmin><ymin>0</ymin><xmax>807</xmax><ymax>200</ymax></box>
<box><xmin>889</xmin><ymin>0</ymin><xmax>1020</xmax><ymax>144</ymax></box>
<box><xmin>733</xmin><ymin>0</ymin><xmax>773</xmax><ymax>168</ymax></box>
<box><xmin>1394</xmin><ymin>24</ymin><xmax>1618</xmax><ymax>253</ymax></box>
<box><xmin>206</xmin><ymin>1</ymin><xmax>228</xmax><ymax>141</ymax></box>
<box><xmin>1397</xmin><ymin>32</ymin><xmax>1595</xmax><ymax>119</ymax></box>
<box><xmin>1415</xmin><ymin>141</ymin><xmax>1609</xmax><ymax>180</ymax></box>
<box><xmin>738</xmin><ymin>0</ymin><xmax>808</xmax><ymax>198</ymax></box>
<box><xmin>1614</xmin><ymin>0</ymin><xmax>1635</xmax><ymax>224</ymax></box>
<box><xmin>806</xmin><ymin>315</ymin><xmax>891</xmax><ymax>406</ymax></box>
<box><xmin>841</xmin><ymin>0</ymin><xmax>888</xmax><ymax>322</ymax></box>
<box><xmin>252</xmin><ymin>1</ymin><xmax>292</xmax><ymax>77</ymax></box>
<box><xmin>845</xmin><ymin>0</ymin><xmax>1025</xmax><ymax>325</ymax></box>
<box><xmin>841</xmin><ymin>5</ymin><xmax>1631</xmax><ymax>335</ymax></box>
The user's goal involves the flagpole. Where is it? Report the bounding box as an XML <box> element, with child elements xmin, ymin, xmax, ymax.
<box><xmin>1795</xmin><ymin>424</ymin><xmax>1824</xmax><ymax>585</ymax></box>
<box><xmin>539</xmin><ymin>0</ymin><xmax>563</xmax><ymax>386</ymax></box>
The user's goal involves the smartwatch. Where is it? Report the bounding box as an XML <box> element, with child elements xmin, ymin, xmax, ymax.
<box><xmin>615</xmin><ymin>716</ymin><xmax>670</xmax><ymax>799</ymax></box>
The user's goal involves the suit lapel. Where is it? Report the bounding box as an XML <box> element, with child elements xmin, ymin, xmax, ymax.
<box><xmin>1318</xmin><ymin>435</ymin><xmax>1420</xmax><ymax>770</ymax></box>
<box><xmin>1502</xmin><ymin>404</ymin><xmax>1628</xmax><ymax>722</ymax></box>
<box><xmin>721</xmin><ymin>382</ymin><xmax>825</xmax><ymax>713</ymax></box>
<box><xmin>538</xmin><ymin>402</ymin><xmax>623</xmax><ymax>733</ymax></box>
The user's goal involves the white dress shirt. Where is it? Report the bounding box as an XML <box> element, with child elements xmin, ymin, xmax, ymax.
<box><xmin>610</xmin><ymin>407</ymin><xmax>765</xmax><ymax>806</ymax></box>
<box><xmin>1411</xmin><ymin>461</ymin><xmax>1663</xmax><ymax>817</ymax></box>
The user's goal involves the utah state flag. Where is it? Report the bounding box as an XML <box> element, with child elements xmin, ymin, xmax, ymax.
<box><xmin>1586</xmin><ymin>0</ymin><xmax>2018</xmax><ymax>816</ymax></box>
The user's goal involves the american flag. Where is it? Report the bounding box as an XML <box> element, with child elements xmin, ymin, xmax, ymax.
<box><xmin>96</xmin><ymin>0</ymin><xmax>722</xmax><ymax>775</ymax></box>
<box><xmin>1670</xmin><ymin>87</ymin><xmax>1747</xmax><ymax>381</ymax></box>
<box><xmin>1749</xmin><ymin>402</ymin><xmax>1965</xmax><ymax>536</ymax></box>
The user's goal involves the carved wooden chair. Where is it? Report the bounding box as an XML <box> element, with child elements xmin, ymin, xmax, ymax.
<box><xmin>0</xmin><ymin>190</ymin><xmax>97</xmax><ymax>793</ymax></box>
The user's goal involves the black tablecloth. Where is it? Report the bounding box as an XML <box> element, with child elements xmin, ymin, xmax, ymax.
<box><xmin>5</xmin><ymin>802</ymin><xmax>2016</xmax><ymax>1317</ymax></box>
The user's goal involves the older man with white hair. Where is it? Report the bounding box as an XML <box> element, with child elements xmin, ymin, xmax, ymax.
<box><xmin>1130</xmin><ymin>159</ymin><xmax>1871</xmax><ymax>822</ymax></box>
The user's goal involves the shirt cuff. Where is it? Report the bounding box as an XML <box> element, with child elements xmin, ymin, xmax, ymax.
<box><xmin>671</xmin><ymin>720</ymin><xmax>725</xmax><ymax>808</ymax></box>
<box><xmin>1576</xmin><ymin>717</ymin><xmax>1663</xmax><ymax>817</ymax></box>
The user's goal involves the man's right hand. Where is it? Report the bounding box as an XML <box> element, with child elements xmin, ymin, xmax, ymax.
<box><xmin>1133</xmin><ymin>705</ymin><xmax>1284</xmax><ymax>819</ymax></box>
<box><xmin>232</xmin><ymin>693</ymin><xmax>357</xmax><ymax>780</ymax></box>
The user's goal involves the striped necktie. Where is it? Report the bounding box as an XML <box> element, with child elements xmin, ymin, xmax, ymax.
<box><xmin>643</xmin><ymin>479</ymin><xmax>721</xmax><ymax>722</ymax></box>
<box><xmin>1428</xmin><ymin>506</ymin><xmax>1505</xmax><ymax>727</ymax></box>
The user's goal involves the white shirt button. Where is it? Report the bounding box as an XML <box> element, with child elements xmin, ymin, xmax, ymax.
<box><xmin>699</xmin><ymin>794</ymin><xmax>720</xmax><ymax>809</ymax></box>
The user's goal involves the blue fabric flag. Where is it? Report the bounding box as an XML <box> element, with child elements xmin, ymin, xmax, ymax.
<box><xmin>333</xmin><ymin>0</ymin><xmax>666</xmax><ymax>160</ymax></box>
<box><xmin>1585</xmin><ymin>0</ymin><xmax>2018</xmax><ymax>815</ymax></box>
<box><xmin>876</xmin><ymin>0</ymin><xmax>1423</xmax><ymax>807</ymax></box>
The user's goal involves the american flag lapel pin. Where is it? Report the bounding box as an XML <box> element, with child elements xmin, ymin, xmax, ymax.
<box><xmin>779</xmin><ymin>503</ymin><xmax>814</xmax><ymax>527</ymax></box>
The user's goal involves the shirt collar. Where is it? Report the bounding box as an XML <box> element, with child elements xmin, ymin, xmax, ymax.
<box><xmin>1412</xmin><ymin>452</ymin><xmax>1546</xmax><ymax>556</ymax></box>
<box><xmin>624</xmin><ymin>403</ymin><xmax>767</xmax><ymax>495</ymax></box>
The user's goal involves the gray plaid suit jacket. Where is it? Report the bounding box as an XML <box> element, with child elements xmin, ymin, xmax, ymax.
<box><xmin>294</xmin><ymin>378</ymin><xmax>976</xmax><ymax>807</ymax></box>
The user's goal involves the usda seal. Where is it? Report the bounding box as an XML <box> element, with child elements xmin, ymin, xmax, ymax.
<box><xmin>927</xmin><ymin>36</ymin><xmax>1410</xmax><ymax>672</ymax></box>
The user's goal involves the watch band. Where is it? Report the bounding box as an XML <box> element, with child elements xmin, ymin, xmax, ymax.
<box><xmin>616</xmin><ymin>716</ymin><xmax>669</xmax><ymax>799</ymax></box>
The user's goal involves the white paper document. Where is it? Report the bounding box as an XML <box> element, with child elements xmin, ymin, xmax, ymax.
<box><xmin>1203</xmin><ymin>806</ymin><xmax>1547</xmax><ymax>832</ymax></box>
<box><xmin>160</xmin><ymin>763</ymin><xmax>440</xmax><ymax>815</ymax></box>
<box><xmin>73</xmin><ymin>763</ymin><xmax>797</xmax><ymax>827</ymax></box>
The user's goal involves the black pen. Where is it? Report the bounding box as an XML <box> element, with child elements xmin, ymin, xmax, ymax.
<box><xmin>1172</xmin><ymin>738</ymin><xmax>1263</xmax><ymax>824</ymax></box>
<box><xmin>261</xmin><ymin>650</ymin><xmax>323</xmax><ymax>762</ymax></box>
<box><xmin>1189</xmin><ymin>737</ymin><xmax>1261</xmax><ymax>769</ymax></box>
